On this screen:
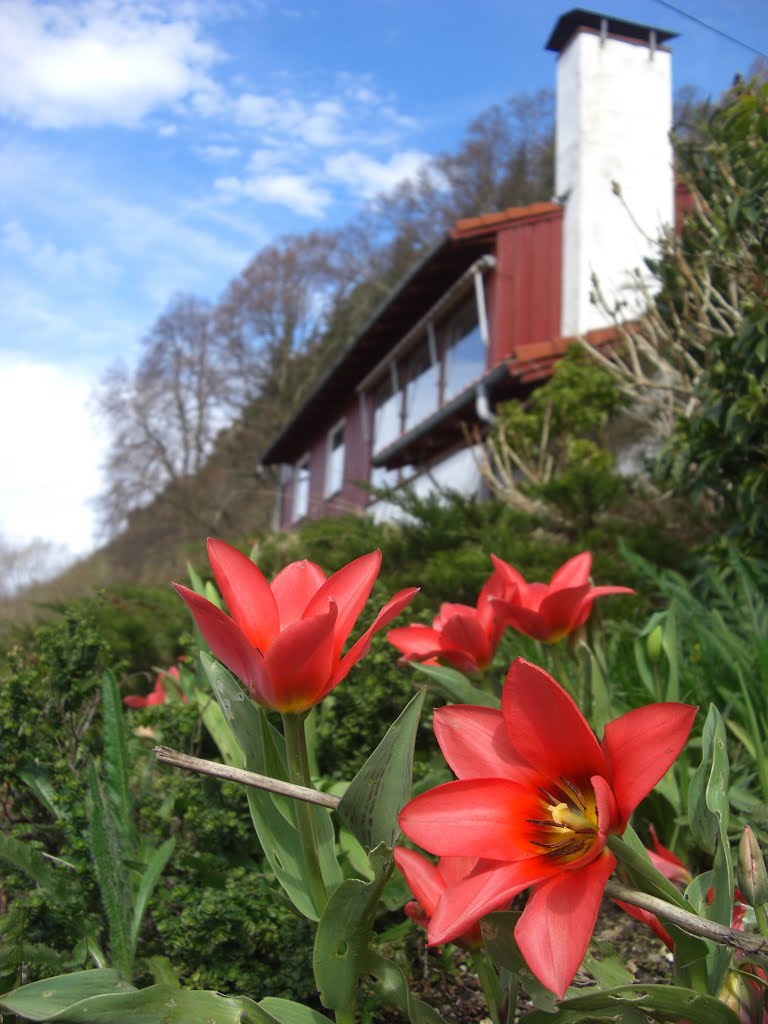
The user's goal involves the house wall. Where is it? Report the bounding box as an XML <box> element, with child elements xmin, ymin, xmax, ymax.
<box><xmin>278</xmin><ymin>394</ymin><xmax>370</xmax><ymax>529</ymax></box>
<box><xmin>489</xmin><ymin>211</ymin><xmax>562</xmax><ymax>364</ymax></box>
<box><xmin>555</xmin><ymin>28</ymin><xmax>674</xmax><ymax>336</ymax></box>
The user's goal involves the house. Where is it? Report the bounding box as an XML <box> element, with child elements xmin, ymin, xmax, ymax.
<box><xmin>261</xmin><ymin>8</ymin><xmax>680</xmax><ymax>530</ymax></box>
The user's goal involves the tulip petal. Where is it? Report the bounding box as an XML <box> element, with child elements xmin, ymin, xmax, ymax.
<box><xmin>270</xmin><ymin>559</ymin><xmax>327</xmax><ymax>628</ymax></box>
<box><xmin>501</xmin><ymin>659</ymin><xmax>606</xmax><ymax>782</ymax></box>
<box><xmin>207</xmin><ymin>539</ymin><xmax>280</xmax><ymax>652</ymax></box>
<box><xmin>492</xmin><ymin>601</ymin><xmax>554</xmax><ymax>642</ymax></box>
<box><xmin>490</xmin><ymin>554</ymin><xmax>527</xmax><ymax>597</ymax></box>
<box><xmin>515</xmin><ymin>848</ymin><xmax>616</xmax><ymax>998</ymax></box>
<box><xmin>387</xmin><ymin>624</ymin><xmax>444</xmax><ymax>660</ymax></box>
<box><xmin>264</xmin><ymin>603</ymin><xmax>338</xmax><ymax>713</ymax></box>
<box><xmin>427</xmin><ymin>856</ymin><xmax>563</xmax><ymax>947</ymax></box>
<box><xmin>399</xmin><ymin>778</ymin><xmax>545</xmax><ymax>861</ymax></box>
<box><xmin>394</xmin><ymin>848</ymin><xmax>445</xmax><ymax>917</ymax></box>
<box><xmin>173</xmin><ymin>584</ymin><xmax>273</xmax><ymax>704</ymax></box>
<box><xmin>440</xmin><ymin>613</ymin><xmax>493</xmax><ymax>669</ymax></box>
<box><xmin>548</xmin><ymin>551</ymin><xmax>592</xmax><ymax>590</ymax></box>
<box><xmin>569</xmin><ymin>585</ymin><xmax>636</xmax><ymax>631</ymax></box>
<box><xmin>304</xmin><ymin>550</ymin><xmax>381</xmax><ymax>660</ymax></box>
<box><xmin>433</xmin><ymin>705</ymin><xmax>534</xmax><ymax>780</ymax></box>
<box><xmin>601</xmin><ymin>701</ymin><xmax>697</xmax><ymax>827</ymax></box>
<box><xmin>326</xmin><ymin>586</ymin><xmax>418</xmax><ymax>696</ymax></box>
<box><xmin>537</xmin><ymin>583</ymin><xmax>592</xmax><ymax>637</ymax></box>
<box><xmin>614</xmin><ymin>899</ymin><xmax>674</xmax><ymax>949</ymax></box>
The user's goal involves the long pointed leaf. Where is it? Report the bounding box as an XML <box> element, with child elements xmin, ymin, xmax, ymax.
<box><xmin>100</xmin><ymin>671</ymin><xmax>134</xmax><ymax>851</ymax></box>
<box><xmin>87</xmin><ymin>761</ymin><xmax>132</xmax><ymax>979</ymax></box>
<box><xmin>129</xmin><ymin>838</ymin><xmax>176</xmax><ymax>956</ymax></box>
<box><xmin>338</xmin><ymin>688</ymin><xmax>426</xmax><ymax>851</ymax></box>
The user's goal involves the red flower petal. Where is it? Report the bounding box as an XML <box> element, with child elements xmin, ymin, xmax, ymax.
<box><xmin>569</xmin><ymin>585</ymin><xmax>636</xmax><ymax>632</ymax></box>
<box><xmin>305</xmin><ymin>550</ymin><xmax>382</xmax><ymax>660</ymax></box>
<box><xmin>501</xmin><ymin>659</ymin><xmax>606</xmax><ymax>783</ymax></box>
<box><xmin>173</xmin><ymin>584</ymin><xmax>273</xmax><ymax>704</ymax></box>
<box><xmin>614</xmin><ymin>899</ymin><xmax>674</xmax><ymax>949</ymax></box>
<box><xmin>326</xmin><ymin>586</ymin><xmax>418</xmax><ymax>696</ymax></box>
<box><xmin>492</xmin><ymin>602</ymin><xmax>553</xmax><ymax>641</ymax></box>
<box><xmin>433</xmin><ymin>705</ymin><xmax>533</xmax><ymax>780</ymax></box>
<box><xmin>123</xmin><ymin>694</ymin><xmax>149</xmax><ymax>708</ymax></box>
<box><xmin>427</xmin><ymin>856</ymin><xmax>562</xmax><ymax>947</ymax></box>
<box><xmin>399</xmin><ymin>778</ymin><xmax>545</xmax><ymax>861</ymax></box>
<box><xmin>537</xmin><ymin>583</ymin><xmax>592</xmax><ymax>637</ymax></box>
<box><xmin>394</xmin><ymin>848</ymin><xmax>445</xmax><ymax>917</ymax></box>
<box><xmin>264</xmin><ymin>603</ymin><xmax>338</xmax><ymax>713</ymax></box>
<box><xmin>515</xmin><ymin>848</ymin><xmax>616</xmax><ymax>998</ymax></box>
<box><xmin>270</xmin><ymin>559</ymin><xmax>327</xmax><ymax>628</ymax></box>
<box><xmin>207</xmin><ymin>539</ymin><xmax>279</xmax><ymax>652</ymax></box>
<box><xmin>387</xmin><ymin>624</ymin><xmax>443</xmax><ymax>659</ymax></box>
<box><xmin>440</xmin><ymin>613</ymin><xmax>493</xmax><ymax>669</ymax></box>
<box><xmin>548</xmin><ymin>551</ymin><xmax>592</xmax><ymax>590</ymax></box>
<box><xmin>601</xmin><ymin>702</ymin><xmax>697</xmax><ymax>828</ymax></box>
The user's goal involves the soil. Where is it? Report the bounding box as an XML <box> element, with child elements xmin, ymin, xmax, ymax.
<box><xmin>375</xmin><ymin>898</ymin><xmax>672</xmax><ymax>1023</ymax></box>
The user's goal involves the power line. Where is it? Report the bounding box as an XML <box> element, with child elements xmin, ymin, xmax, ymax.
<box><xmin>652</xmin><ymin>0</ymin><xmax>768</xmax><ymax>61</ymax></box>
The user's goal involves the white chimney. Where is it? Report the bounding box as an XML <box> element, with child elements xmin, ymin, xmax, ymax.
<box><xmin>547</xmin><ymin>10</ymin><xmax>677</xmax><ymax>337</ymax></box>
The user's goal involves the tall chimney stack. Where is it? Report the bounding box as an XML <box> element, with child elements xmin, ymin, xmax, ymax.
<box><xmin>546</xmin><ymin>9</ymin><xmax>677</xmax><ymax>337</ymax></box>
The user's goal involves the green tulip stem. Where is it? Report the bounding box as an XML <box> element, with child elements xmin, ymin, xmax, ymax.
<box><xmin>282</xmin><ymin>710</ymin><xmax>327</xmax><ymax>915</ymax></box>
<box><xmin>471</xmin><ymin>948</ymin><xmax>503</xmax><ymax>1024</ymax></box>
<box><xmin>756</xmin><ymin>903</ymin><xmax>768</xmax><ymax>940</ymax></box>
<box><xmin>334</xmin><ymin>1011</ymin><xmax>356</xmax><ymax>1024</ymax></box>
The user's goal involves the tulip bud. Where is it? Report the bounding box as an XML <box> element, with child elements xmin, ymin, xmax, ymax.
<box><xmin>646</xmin><ymin>624</ymin><xmax>664</xmax><ymax>664</ymax></box>
<box><xmin>736</xmin><ymin>824</ymin><xmax>768</xmax><ymax>907</ymax></box>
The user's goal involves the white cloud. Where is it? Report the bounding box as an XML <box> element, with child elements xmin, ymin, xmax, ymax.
<box><xmin>0</xmin><ymin>0</ymin><xmax>222</xmax><ymax>128</ymax></box>
<box><xmin>325</xmin><ymin>148</ymin><xmax>431</xmax><ymax>199</ymax></box>
<box><xmin>0</xmin><ymin>358</ymin><xmax>105</xmax><ymax>554</ymax></box>
<box><xmin>235</xmin><ymin>91</ymin><xmax>345</xmax><ymax>144</ymax></box>
<box><xmin>215</xmin><ymin>171</ymin><xmax>330</xmax><ymax>217</ymax></box>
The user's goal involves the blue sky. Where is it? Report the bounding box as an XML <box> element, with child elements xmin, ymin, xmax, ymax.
<box><xmin>1</xmin><ymin>0</ymin><xmax>766</xmax><ymax>560</ymax></box>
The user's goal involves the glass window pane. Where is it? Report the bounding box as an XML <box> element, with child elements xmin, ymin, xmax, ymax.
<box><xmin>293</xmin><ymin>459</ymin><xmax>310</xmax><ymax>521</ymax></box>
<box><xmin>443</xmin><ymin>300</ymin><xmax>485</xmax><ymax>401</ymax></box>
<box><xmin>325</xmin><ymin>423</ymin><xmax>345</xmax><ymax>496</ymax></box>
<box><xmin>372</xmin><ymin>374</ymin><xmax>400</xmax><ymax>454</ymax></box>
<box><xmin>404</xmin><ymin>341</ymin><xmax>439</xmax><ymax>431</ymax></box>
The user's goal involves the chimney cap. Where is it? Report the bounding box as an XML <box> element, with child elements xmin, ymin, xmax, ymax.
<box><xmin>545</xmin><ymin>8</ymin><xmax>677</xmax><ymax>52</ymax></box>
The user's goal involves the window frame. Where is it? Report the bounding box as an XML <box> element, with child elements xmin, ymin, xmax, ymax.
<box><xmin>324</xmin><ymin>418</ymin><xmax>346</xmax><ymax>498</ymax></box>
<box><xmin>292</xmin><ymin>454</ymin><xmax>310</xmax><ymax>523</ymax></box>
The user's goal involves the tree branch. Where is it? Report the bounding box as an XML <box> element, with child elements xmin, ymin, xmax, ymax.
<box><xmin>153</xmin><ymin>746</ymin><xmax>341</xmax><ymax>808</ymax></box>
<box><xmin>604</xmin><ymin>879</ymin><xmax>768</xmax><ymax>956</ymax></box>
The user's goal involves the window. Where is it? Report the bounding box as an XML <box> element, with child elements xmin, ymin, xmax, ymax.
<box><xmin>325</xmin><ymin>421</ymin><xmax>346</xmax><ymax>497</ymax></box>
<box><xmin>404</xmin><ymin>337</ymin><xmax>439</xmax><ymax>431</ymax></box>
<box><xmin>292</xmin><ymin>456</ymin><xmax>310</xmax><ymax>522</ymax></box>
<box><xmin>372</xmin><ymin>369</ymin><xmax>400</xmax><ymax>454</ymax></box>
<box><xmin>443</xmin><ymin>299</ymin><xmax>485</xmax><ymax>401</ymax></box>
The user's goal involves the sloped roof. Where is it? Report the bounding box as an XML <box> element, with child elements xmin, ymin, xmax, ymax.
<box><xmin>261</xmin><ymin>203</ymin><xmax>559</xmax><ymax>465</ymax></box>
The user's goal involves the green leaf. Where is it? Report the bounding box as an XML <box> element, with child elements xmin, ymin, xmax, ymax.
<box><xmin>195</xmin><ymin>689</ymin><xmax>244</xmax><ymax>767</ymax></box>
<box><xmin>337</xmin><ymin>688</ymin><xmax>426</xmax><ymax>851</ymax></box>
<box><xmin>362</xmin><ymin>950</ymin><xmax>452</xmax><ymax>1024</ymax></box>
<box><xmin>0</xmin><ymin>969</ymin><xmax>130</xmax><ymax>1020</ymax></box>
<box><xmin>480</xmin><ymin>912</ymin><xmax>558</xmax><ymax>1012</ymax></box>
<box><xmin>200</xmin><ymin>654</ymin><xmax>340</xmax><ymax>921</ymax></box>
<box><xmin>100</xmin><ymin>670</ymin><xmax>134</xmax><ymax>851</ymax></box>
<box><xmin>129</xmin><ymin>838</ymin><xmax>176</xmax><ymax>955</ymax></box>
<box><xmin>582</xmin><ymin>940</ymin><xmax>636</xmax><ymax>989</ymax></box>
<box><xmin>313</xmin><ymin>843</ymin><xmax>392</xmax><ymax>1014</ymax></box>
<box><xmin>519</xmin><ymin>983</ymin><xmax>741</xmax><ymax>1024</ymax></box>
<box><xmin>409</xmin><ymin>662</ymin><xmax>500</xmax><ymax>707</ymax></box>
<box><xmin>258</xmin><ymin>999</ymin><xmax>332</xmax><ymax>1023</ymax></box>
<box><xmin>17</xmin><ymin>761</ymin><xmax>65</xmax><ymax>821</ymax></box>
<box><xmin>87</xmin><ymin>760</ymin><xmax>132</xmax><ymax>979</ymax></box>
<box><xmin>688</xmin><ymin>706</ymin><xmax>722</xmax><ymax>856</ymax></box>
<box><xmin>0</xmin><ymin>832</ymin><xmax>69</xmax><ymax>902</ymax></box>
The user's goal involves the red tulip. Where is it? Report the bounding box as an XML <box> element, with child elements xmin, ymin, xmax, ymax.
<box><xmin>398</xmin><ymin>658</ymin><xmax>696</xmax><ymax>998</ymax></box>
<box><xmin>490</xmin><ymin>551</ymin><xmax>634</xmax><ymax>643</ymax></box>
<box><xmin>394</xmin><ymin>849</ymin><xmax>486</xmax><ymax>948</ymax></box>
<box><xmin>174</xmin><ymin>539</ymin><xmax>417</xmax><ymax>714</ymax></box>
<box><xmin>387</xmin><ymin>570</ymin><xmax>507</xmax><ymax>674</ymax></box>
<box><xmin>123</xmin><ymin>666</ymin><xmax>187</xmax><ymax>708</ymax></box>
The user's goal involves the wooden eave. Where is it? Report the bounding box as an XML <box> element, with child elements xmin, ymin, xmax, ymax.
<box><xmin>260</xmin><ymin>203</ymin><xmax>562</xmax><ymax>466</ymax></box>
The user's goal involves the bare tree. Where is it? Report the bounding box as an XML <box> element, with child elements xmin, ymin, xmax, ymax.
<box><xmin>94</xmin><ymin>294</ymin><xmax>248</xmax><ymax>536</ymax></box>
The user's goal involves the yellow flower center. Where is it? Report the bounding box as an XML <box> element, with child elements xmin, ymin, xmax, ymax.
<box><xmin>527</xmin><ymin>779</ymin><xmax>599</xmax><ymax>863</ymax></box>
